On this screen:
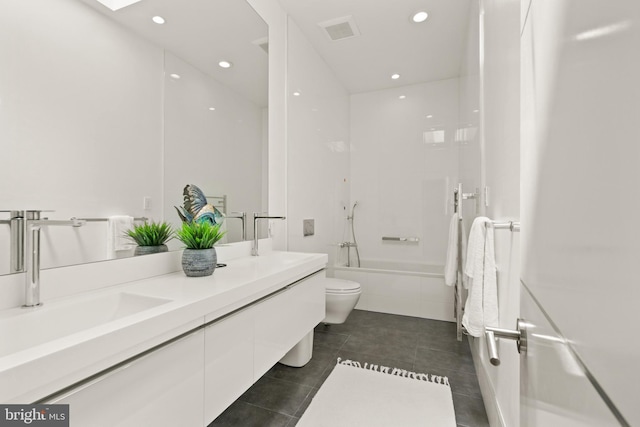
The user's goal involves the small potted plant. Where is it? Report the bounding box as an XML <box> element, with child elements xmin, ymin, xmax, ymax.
<box><xmin>125</xmin><ymin>221</ymin><xmax>174</xmax><ymax>256</ymax></box>
<box><xmin>176</xmin><ymin>221</ymin><xmax>226</xmax><ymax>277</ymax></box>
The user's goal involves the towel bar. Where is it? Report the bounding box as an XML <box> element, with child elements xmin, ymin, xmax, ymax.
<box><xmin>71</xmin><ymin>217</ymin><xmax>148</xmax><ymax>222</ymax></box>
<box><xmin>484</xmin><ymin>320</ymin><xmax>527</xmax><ymax>366</ymax></box>
<box><xmin>489</xmin><ymin>221</ymin><xmax>520</xmax><ymax>232</ymax></box>
<box><xmin>381</xmin><ymin>236</ymin><xmax>419</xmax><ymax>242</ymax></box>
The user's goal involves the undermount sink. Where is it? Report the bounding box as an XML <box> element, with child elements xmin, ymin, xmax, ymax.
<box><xmin>0</xmin><ymin>293</ymin><xmax>172</xmax><ymax>358</ymax></box>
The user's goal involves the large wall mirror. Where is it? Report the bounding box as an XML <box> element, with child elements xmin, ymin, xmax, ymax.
<box><xmin>0</xmin><ymin>0</ymin><xmax>268</xmax><ymax>275</ymax></box>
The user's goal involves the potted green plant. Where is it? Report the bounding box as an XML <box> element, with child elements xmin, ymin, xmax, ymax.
<box><xmin>125</xmin><ymin>221</ymin><xmax>174</xmax><ymax>256</ymax></box>
<box><xmin>176</xmin><ymin>221</ymin><xmax>226</xmax><ymax>277</ymax></box>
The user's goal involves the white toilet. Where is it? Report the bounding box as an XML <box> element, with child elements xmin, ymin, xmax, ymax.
<box><xmin>324</xmin><ymin>278</ymin><xmax>362</xmax><ymax>324</ymax></box>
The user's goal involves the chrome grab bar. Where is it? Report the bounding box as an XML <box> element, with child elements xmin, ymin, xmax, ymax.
<box><xmin>382</xmin><ymin>236</ymin><xmax>419</xmax><ymax>242</ymax></box>
<box><xmin>484</xmin><ymin>319</ymin><xmax>528</xmax><ymax>366</ymax></box>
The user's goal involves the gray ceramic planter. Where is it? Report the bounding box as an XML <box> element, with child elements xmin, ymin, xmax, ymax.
<box><xmin>182</xmin><ymin>248</ymin><xmax>217</xmax><ymax>277</ymax></box>
<box><xmin>134</xmin><ymin>244</ymin><xmax>168</xmax><ymax>256</ymax></box>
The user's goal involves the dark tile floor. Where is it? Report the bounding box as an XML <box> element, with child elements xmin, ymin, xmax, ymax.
<box><xmin>210</xmin><ymin>309</ymin><xmax>489</xmax><ymax>427</ymax></box>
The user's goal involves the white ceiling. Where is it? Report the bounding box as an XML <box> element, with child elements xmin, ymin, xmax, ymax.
<box><xmin>278</xmin><ymin>0</ymin><xmax>472</xmax><ymax>94</ymax></box>
<box><xmin>80</xmin><ymin>0</ymin><xmax>269</xmax><ymax>107</ymax></box>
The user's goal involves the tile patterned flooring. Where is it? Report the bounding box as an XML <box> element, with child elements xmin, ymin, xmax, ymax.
<box><xmin>210</xmin><ymin>309</ymin><xmax>489</xmax><ymax>427</ymax></box>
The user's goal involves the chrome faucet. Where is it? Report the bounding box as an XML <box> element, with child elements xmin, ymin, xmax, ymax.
<box><xmin>22</xmin><ymin>211</ymin><xmax>85</xmax><ymax>308</ymax></box>
<box><xmin>252</xmin><ymin>213</ymin><xmax>285</xmax><ymax>256</ymax></box>
<box><xmin>226</xmin><ymin>211</ymin><xmax>247</xmax><ymax>241</ymax></box>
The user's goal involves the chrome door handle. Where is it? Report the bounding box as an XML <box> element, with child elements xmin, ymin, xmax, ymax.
<box><xmin>485</xmin><ymin>318</ymin><xmax>528</xmax><ymax>366</ymax></box>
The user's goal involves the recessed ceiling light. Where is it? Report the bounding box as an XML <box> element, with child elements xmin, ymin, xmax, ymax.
<box><xmin>293</xmin><ymin>92</ymin><xmax>301</xmax><ymax>97</ymax></box>
<box><xmin>152</xmin><ymin>16</ymin><xmax>165</xmax><ymax>24</ymax></box>
<box><xmin>411</xmin><ymin>11</ymin><xmax>429</xmax><ymax>23</ymax></box>
<box><xmin>473</xmin><ymin>109</ymin><xmax>479</xmax><ymax>113</ymax></box>
<box><xmin>218</xmin><ymin>61</ymin><xmax>232</xmax><ymax>69</ymax></box>
<box><xmin>426</xmin><ymin>114</ymin><xmax>433</xmax><ymax>118</ymax></box>
<box><xmin>209</xmin><ymin>107</ymin><xmax>216</xmax><ymax>111</ymax></box>
<box><xmin>169</xmin><ymin>73</ymin><xmax>180</xmax><ymax>80</ymax></box>
<box><xmin>399</xmin><ymin>95</ymin><xmax>406</xmax><ymax>99</ymax></box>
<box><xmin>391</xmin><ymin>73</ymin><xmax>400</xmax><ymax>80</ymax></box>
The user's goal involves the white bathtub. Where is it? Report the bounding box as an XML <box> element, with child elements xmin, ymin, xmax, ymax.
<box><xmin>333</xmin><ymin>260</ymin><xmax>454</xmax><ymax>321</ymax></box>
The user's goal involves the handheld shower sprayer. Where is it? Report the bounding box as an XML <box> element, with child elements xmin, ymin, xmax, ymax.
<box><xmin>347</xmin><ymin>201</ymin><xmax>358</xmax><ymax>220</ymax></box>
<box><xmin>345</xmin><ymin>201</ymin><xmax>361</xmax><ymax>267</ymax></box>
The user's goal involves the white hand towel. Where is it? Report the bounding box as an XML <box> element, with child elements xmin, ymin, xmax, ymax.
<box><xmin>107</xmin><ymin>215</ymin><xmax>135</xmax><ymax>258</ymax></box>
<box><xmin>444</xmin><ymin>213</ymin><xmax>459</xmax><ymax>286</ymax></box>
<box><xmin>462</xmin><ymin>217</ymin><xmax>498</xmax><ymax>337</ymax></box>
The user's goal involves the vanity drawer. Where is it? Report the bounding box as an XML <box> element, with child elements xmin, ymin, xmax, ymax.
<box><xmin>48</xmin><ymin>330</ymin><xmax>205</xmax><ymax>427</ymax></box>
<box><xmin>204</xmin><ymin>306</ymin><xmax>254</xmax><ymax>423</ymax></box>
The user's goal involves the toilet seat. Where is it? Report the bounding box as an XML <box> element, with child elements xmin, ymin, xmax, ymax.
<box><xmin>326</xmin><ymin>278</ymin><xmax>361</xmax><ymax>294</ymax></box>
<box><xmin>324</xmin><ymin>278</ymin><xmax>361</xmax><ymax>324</ymax></box>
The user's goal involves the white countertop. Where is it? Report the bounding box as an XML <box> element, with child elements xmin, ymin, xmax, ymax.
<box><xmin>0</xmin><ymin>250</ymin><xmax>327</xmax><ymax>403</ymax></box>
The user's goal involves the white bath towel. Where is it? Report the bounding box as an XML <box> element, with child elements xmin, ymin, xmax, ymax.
<box><xmin>449</xmin><ymin>216</ymin><xmax>467</xmax><ymax>322</ymax></box>
<box><xmin>444</xmin><ymin>213</ymin><xmax>467</xmax><ymax>287</ymax></box>
<box><xmin>107</xmin><ymin>215</ymin><xmax>135</xmax><ymax>258</ymax></box>
<box><xmin>462</xmin><ymin>217</ymin><xmax>498</xmax><ymax>337</ymax></box>
<box><xmin>444</xmin><ymin>213</ymin><xmax>459</xmax><ymax>286</ymax></box>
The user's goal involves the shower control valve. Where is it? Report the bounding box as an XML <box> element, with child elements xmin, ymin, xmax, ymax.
<box><xmin>338</xmin><ymin>242</ymin><xmax>357</xmax><ymax>248</ymax></box>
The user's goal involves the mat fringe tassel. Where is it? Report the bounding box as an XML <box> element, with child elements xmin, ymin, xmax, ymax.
<box><xmin>337</xmin><ymin>357</ymin><xmax>450</xmax><ymax>386</ymax></box>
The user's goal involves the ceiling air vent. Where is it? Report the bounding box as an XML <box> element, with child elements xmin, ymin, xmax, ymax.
<box><xmin>318</xmin><ymin>16</ymin><xmax>361</xmax><ymax>41</ymax></box>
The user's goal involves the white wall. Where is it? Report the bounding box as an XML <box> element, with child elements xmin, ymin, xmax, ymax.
<box><xmin>349</xmin><ymin>79</ymin><xmax>460</xmax><ymax>266</ymax></box>
<box><xmin>286</xmin><ymin>19</ymin><xmax>350</xmax><ymax>266</ymax></box>
<box><xmin>458</xmin><ymin>0</ymin><xmax>482</xmax><ymax>232</ymax></box>
<box><xmin>459</xmin><ymin>1</ymin><xmax>521</xmax><ymax>426</ymax></box>
<box><xmin>246</xmin><ymin>0</ymin><xmax>289</xmax><ymax>249</ymax></box>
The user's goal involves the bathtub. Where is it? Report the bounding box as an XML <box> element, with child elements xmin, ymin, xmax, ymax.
<box><xmin>332</xmin><ymin>260</ymin><xmax>454</xmax><ymax>321</ymax></box>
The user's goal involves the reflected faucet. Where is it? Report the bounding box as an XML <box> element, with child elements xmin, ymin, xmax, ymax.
<box><xmin>22</xmin><ymin>211</ymin><xmax>86</xmax><ymax>308</ymax></box>
<box><xmin>226</xmin><ymin>211</ymin><xmax>247</xmax><ymax>241</ymax></box>
<box><xmin>252</xmin><ymin>213</ymin><xmax>285</xmax><ymax>256</ymax></box>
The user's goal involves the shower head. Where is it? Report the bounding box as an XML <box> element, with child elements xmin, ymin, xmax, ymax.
<box><xmin>349</xmin><ymin>201</ymin><xmax>358</xmax><ymax>219</ymax></box>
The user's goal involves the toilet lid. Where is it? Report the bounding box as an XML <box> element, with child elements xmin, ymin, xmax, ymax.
<box><xmin>326</xmin><ymin>278</ymin><xmax>361</xmax><ymax>293</ymax></box>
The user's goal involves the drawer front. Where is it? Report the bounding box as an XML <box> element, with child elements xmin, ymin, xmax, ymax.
<box><xmin>204</xmin><ymin>307</ymin><xmax>254</xmax><ymax>423</ymax></box>
<box><xmin>50</xmin><ymin>330</ymin><xmax>205</xmax><ymax>427</ymax></box>
<box><xmin>254</xmin><ymin>271</ymin><xmax>326</xmax><ymax>377</ymax></box>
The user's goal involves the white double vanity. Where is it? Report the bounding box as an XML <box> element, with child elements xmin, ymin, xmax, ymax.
<box><xmin>0</xmin><ymin>247</ymin><xmax>327</xmax><ymax>426</ymax></box>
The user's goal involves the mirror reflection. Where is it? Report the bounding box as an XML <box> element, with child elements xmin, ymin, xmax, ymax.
<box><xmin>0</xmin><ymin>0</ymin><xmax>268</xmax><ymax>275</ymax></box>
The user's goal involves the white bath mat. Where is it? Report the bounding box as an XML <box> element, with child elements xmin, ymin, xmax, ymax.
<box><xmin>297</xmin><ymin>358</ymin><xmax>456</xmax><ymax>427</ymax></box>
